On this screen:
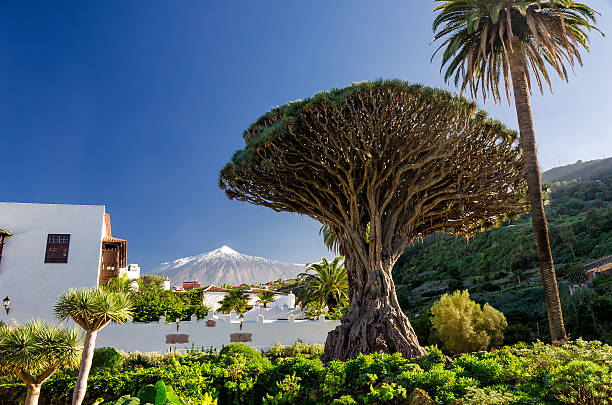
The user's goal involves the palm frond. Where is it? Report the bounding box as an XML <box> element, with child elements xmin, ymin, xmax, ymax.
<box><xmin>432</xmin><ymin>0</ymin><xmax>602</xmax><ymax>102</ymax></box>
<box><xmin>297</xmin><ymin>257</ymin><xmax>348</xmax><ymax>310</ymax></box>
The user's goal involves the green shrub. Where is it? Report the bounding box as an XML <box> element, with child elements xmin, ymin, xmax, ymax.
<box><xmin>122</xmin><ymin>351</ymin><xmax>164</xmax><ymax>369</ymax></box>
<box><xmin>430</xmin><ymin>290</ymin><xmax>507</xmax><ymax>355</ymax></box>
<box><xmin>266</xmin><ymin>342</ymin><xmax>325</xmax><ymax>359</ymax></box>
<box><xmin>1</xmin><ymin>340</ymin><xmax>610</xmax><ymax>405</ymax></box>
<box><xmin>219</xmin><ymin>343</ymin><xmax>270</xmax><ymax>369</ymax></box>
<box><xmin>460</xmin><ymin>386</ymin><xmax>513</xmax><ymax>404</ymax></box>
<box><xmin>92</xmin><ymin>347</ymin><xmax>123</xmax><ymax>370</ymax></box>
<box><xmin>103</xmin><ymin>380</ymin><xmax>216</xmax><ymax>405</ymax></box>
<box><xmin>412</xmin><ymin>345</ymin><xmax>448</xmax><ymax>371</ymax></box>
<box><xmin>106</xmin><ymin>396</ymin><xmax>141</xmax><ymax>405</ymax></box>
<box><xmin>545</xmin><ymin>360</ymin><xmax>612</xmax><ymax>404</ymax></box>
<box><xmin>262</xmin><ymin>373</ymin><xmax>301</xmax><ymax>404</ymax></box>
<box><xmin>330</xmin><ymin>395</ymin><xmax>357</xmax><ymax>405</ymax></box>
<box><xmin>362</xmin><ymin>382</ymin><xmax>407</xmax><ymax>404</ymax></box>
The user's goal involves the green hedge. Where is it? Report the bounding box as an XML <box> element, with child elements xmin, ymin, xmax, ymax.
<box><xmin>1</xmin><ymin>340</ymin><xmax>610</xmax><ymax>404</ymax></box>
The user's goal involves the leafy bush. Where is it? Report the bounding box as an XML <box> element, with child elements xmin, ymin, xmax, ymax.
<box><xmin>122</xmin><ymin>351</ymin><xmax>164</xmax><ymax>369</ymax></box>
<box><xmin>103</xmin><ymin>380</ymin><xmax>217</xmax><ymax>404</ymax></box>
<box><xmin>219</xmin><ymin>343</ymin><xmax>270</xmax><ymax>369</ymax></box>
<box><xmin>460</xmin><ymin>387</ymin><xmax>513</xmax><ymax>405</ymax></box>
<box><xmin>92</xmin><ymin>347</ymin><xmax>123</xmax><ymax>370</ymax></box>
<box><xmin>266</xmin><ymin>342</ymin><xmax>325</xmax><ymax>359</ymax></box>
<box><xmin>130</xmin><ymin>283</ymin><xmax>209</xmax><ymax>323</ymax></box>
<box><xmin>430</xmin><ymin>290</ymin><xmax>507</xmax><ymax>354</ymax></box>
<box><xmin>545</xmin><ymin>360</ymin><xmax>612</xmax><ymax>404</ymax></box>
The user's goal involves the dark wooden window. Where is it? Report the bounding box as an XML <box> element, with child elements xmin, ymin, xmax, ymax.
<box><xmin>45</xmin><ymin>234</ymin><xmax>70</xmax><ymax>263</ymax></box>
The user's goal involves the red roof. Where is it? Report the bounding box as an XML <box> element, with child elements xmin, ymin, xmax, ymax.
<box><xmin>203</xmin><ymin>285</ymin><xmax>287</xmax><ymax>295</ymax></box>
<box><xmin>204</xmin><ymin>285</ymin><xmax>233</xmax><ymax>293</ymax></box>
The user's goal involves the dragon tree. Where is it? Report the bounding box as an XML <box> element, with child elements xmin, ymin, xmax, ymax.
<box><xmin>220</xmin><ymin>81</ymin><xmax>526</xmax><ymax>361</ymax></box>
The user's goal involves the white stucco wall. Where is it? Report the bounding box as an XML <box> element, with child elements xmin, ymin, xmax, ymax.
<box><xmin>96</xmin><ymin>315</ymin><xmax>340</xmax><ymax>353</ymax></box>
<box><xmin>203</xmin><ymin>291</ymin><xmax>228</xmax><ymax>312</ymax></box>
<box><xmin>0</xmin><ymin>202</ymin><xmax>105</xmax><ymax>325</ymax></box>
<box><xmin>203</xmin><ymin>291</ymin><xmax>296</xmax><ymax>313</ymax></box>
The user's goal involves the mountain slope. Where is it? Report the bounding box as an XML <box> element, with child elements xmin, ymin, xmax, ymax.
<box><xmin>542</xmin><ymin>157</ymin><xmax>612</xmax><ymax>183</ymax></box>
<box><xmin>393</xmin><ymin>176</ymin><xmax>612</xmax><ymax>343</ymax></box>
<box><xmin>147</xmin><ymin>246</ymin><xmax>306</xmax><ymax>286</ymax></box>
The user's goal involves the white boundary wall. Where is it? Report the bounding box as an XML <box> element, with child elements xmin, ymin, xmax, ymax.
<box><xmin>96</xmin><ymin>315</ymin><xmax>340</xmax><ymax>353</ymax></box>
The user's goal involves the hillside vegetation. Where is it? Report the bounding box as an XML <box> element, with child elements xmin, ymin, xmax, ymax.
<box><xmin>393</xmin><ymin>175</ymin><xmax>612</xmax><ymax>344</ymax></box>
<box><xmin>542</xmin><ymin>157</ymin><xmax>612</xmax><ymax>183</ymax></box>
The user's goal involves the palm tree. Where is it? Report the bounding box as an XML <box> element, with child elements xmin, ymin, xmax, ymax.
<box><xmin>256</xmin><ymin>291</ymin><xmax>276</xmax><ymax>308</ymax></box>
<box><xmin>0</xmin><ymin>320</ymin><xmax>83</xmax><ymax>405</ymax></box>
<box><xmin>54</xmin><ymin>288</ymin><xmax>133</xmax><ymax>405</ymax></box>
<box><xmin>297</xmin><ymin>257</ymin><xmax>348</xmax><ymax>311</ymax></box>
<box><xmin>566</xmin><ymin>262</ymin><xmax>589</xmax><ymax>286</ymax></box>
<box><xmin>217</xmin><ymin>288</ymin><xmax>249</xmax><ymax>313</ymax></box>
<box><xmin>432</xmin><ymin>0</ymin><xmax>601</xmax><ymax>343</ymax></box>
<box><xmin>319</xmin><ymin>226</ymin><xmax>339</xmax><ymax>254</ymax></box>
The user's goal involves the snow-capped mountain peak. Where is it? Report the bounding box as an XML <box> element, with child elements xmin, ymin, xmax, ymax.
<box><xmin>147</xmin><ymin>246</ymin><xmax>305</xmax><ymax>286</ymax></box>
<box><xmin>210</xmin><ymin>245</ymin><xmax>239</xmax><ymax>256</ymax></box>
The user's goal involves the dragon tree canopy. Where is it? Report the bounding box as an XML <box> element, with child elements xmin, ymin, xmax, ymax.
<box><xmin>220</xmin><ymin>80</ymin><xmax>527</xmax><ymax>361</ymax></box>
<box><xmin>220</xmin><ymin>80</ymin><xmax>526</xmax><ymax>247</ymax></box>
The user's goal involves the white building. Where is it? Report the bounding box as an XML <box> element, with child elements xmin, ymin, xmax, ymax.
<box><xmin>119</xmin><ymin>263</ymin><xmax>141</xmax><ymax>280</ymax></box>
<box><xmin>0</xmin><ymin>202</ymin><xmax>134</xmax><ymax>324</ymax></box>
<box><xmin>202</xmin><ymin>285</ymin><xmax>296</xmax><ymax>313</ymax></box>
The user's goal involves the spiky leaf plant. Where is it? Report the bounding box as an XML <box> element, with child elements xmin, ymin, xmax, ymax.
<box><xmin>55</xmin><ymin>288</ymin><xmax>133</xmax><ymax>405</ymax></box>
<box><xmin>0</xmin><ymin>320</ymin><xmax>83</xmax><ymax>405</ymax></box>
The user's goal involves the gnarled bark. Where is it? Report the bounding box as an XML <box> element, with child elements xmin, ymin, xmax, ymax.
<box><xmin>323</xmin><ymin>255</ymin><xmax>425</xmax><ymax>361</ymax></box>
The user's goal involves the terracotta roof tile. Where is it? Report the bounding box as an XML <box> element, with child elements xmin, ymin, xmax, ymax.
<box><xmin>103</xmin><ymin>236</ymin><xmax>127</xmax><ymax>243</ymax></box>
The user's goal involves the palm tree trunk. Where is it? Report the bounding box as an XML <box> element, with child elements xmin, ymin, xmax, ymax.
<box><xmin>24</xmin><ymin>384</ymin><xmax>42</xmax><ymax>405</ymax></box>
<box><xmin>509</xmin><ymin>37</ymin><xmax>567</xmax><ymax>343</ymax></box>
<box><xmin>72</xmin><ymin>329</ymin><xmax>98</xmax><ymax>405</ymax></box>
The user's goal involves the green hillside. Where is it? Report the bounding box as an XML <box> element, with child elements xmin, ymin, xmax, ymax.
<box><xmin>393</xmin><ymin>175</ymin><xmax>612</xmax><ymax>344</ymax></box>
<box><xmin>542</xmin><ymin>157</ymin><xmax>612</xmax><ymax>183</ymax></box>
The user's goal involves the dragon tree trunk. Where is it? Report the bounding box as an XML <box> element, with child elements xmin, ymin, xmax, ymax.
<box><xmin>322</xmin><ymin>237</ymin><xmax>425</xmax><ymax>362</ymax></box>
<box><xmin>24</xmin><ymin>384</ymin><xmax>42</xmax><ymax>405</ymax></box>
<box><xmin>72</xmin><ymin>330</ymin><xmax>98</xmax><ymax>405</ymax></box>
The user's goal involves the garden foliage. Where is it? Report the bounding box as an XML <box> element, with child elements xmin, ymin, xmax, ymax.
<box><xmin>130</xmin><ymin>283</ymin><xmax>208</xmax><ymax>323</ymax></box>
<box><xmin>1</xmin><ymin>340</ymin><xmax>610</xmax><ymax>404</ymax></box>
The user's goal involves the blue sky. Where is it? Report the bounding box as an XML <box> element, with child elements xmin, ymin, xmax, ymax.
<box><xmin>1</xmin><ymin>1</ymin><xmax>611</xmax><ymax>269</ymax></box>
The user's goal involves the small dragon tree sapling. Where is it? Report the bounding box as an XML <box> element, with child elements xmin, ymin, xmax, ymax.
<box><xmin>0</xmin><ymin>320</ymin><xmax>83</xmax><ymax>405</ymax></box>
<box><xmin>55</xmin><ymin>288</ymin><xmax>133</xmax><ymax>405</ymax></box>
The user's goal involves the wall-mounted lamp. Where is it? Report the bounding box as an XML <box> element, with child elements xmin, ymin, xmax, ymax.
<box><xmin>2</xmin><ymin>296</ymin><xmax>10</xmax><ymax>315</ymax></box>
<box><xmin>239</xmin><ymin>313</ymin><xmax>245</xmax><ymax>330</ymax></box>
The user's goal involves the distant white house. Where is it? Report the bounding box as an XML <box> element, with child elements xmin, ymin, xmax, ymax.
<box><xmin>202</xmin><ymin>285</ymin><xmax>296</xmax><ymax>313</ymax></box>
<box><xmin>119</xmin><ymin>263</ymin><xmax>141</xmax><ymax>280</ymax></box>
<box><xmin>0</xmin><ymin>202</ymin><xmax>135</xmax><ymax>324</ymax></box>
